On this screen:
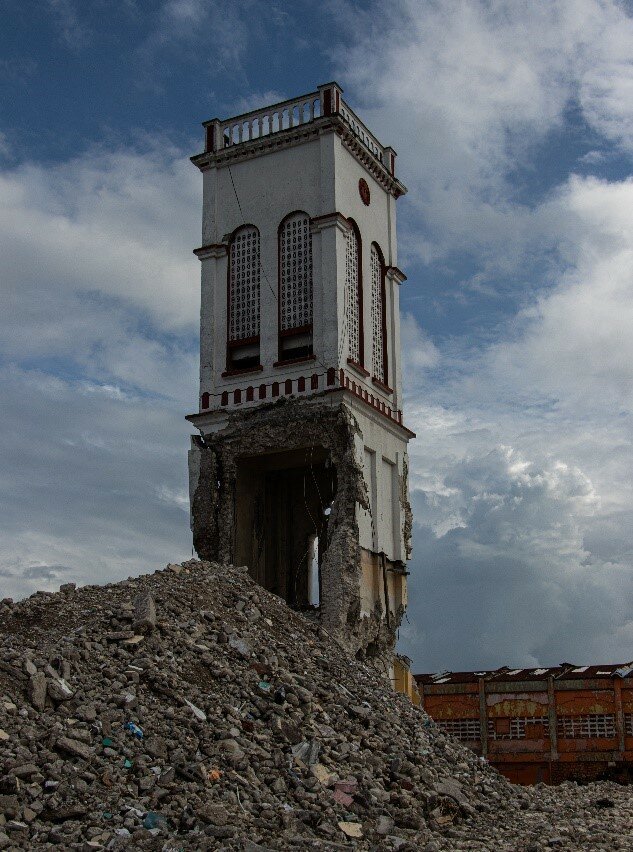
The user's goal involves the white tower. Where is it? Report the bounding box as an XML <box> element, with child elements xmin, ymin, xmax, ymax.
<box><xmin>187</xmin><ymin>83</ymin><xmax>414</xmax><ymax>662</ymax></box>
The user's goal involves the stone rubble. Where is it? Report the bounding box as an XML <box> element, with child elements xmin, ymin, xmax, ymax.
<box><xmin>0</xmin><ymin>560</ymin><xmax>631</xmax><ymax>850</ymax></box>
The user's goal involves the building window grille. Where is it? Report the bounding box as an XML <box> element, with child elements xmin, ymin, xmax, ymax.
<box><xmin>279</xmin><ymin>212</ymin><xmax>313</xmax><ymax>361</ymax></box>
<box><xmin>228</xmin><ymin>225</ymin><xmax>260</xmax><ymax>370</ymax></box>
<box><xmin>557</xmin><ymin>714</ymin><xmax>616</xmax><ymax>739</ymax></box>
<box><xmin>370</xmin><ymin>244</ymin><xmax>387</xmax><ymax>385</ymax></box>
<box><xmin>345</xmin><ymin>222</ymin><xmax>362</xmax><ymax>364</ymax></box>
<box><xmin>436</xmin><ymin>718</ymin><xmax>481</xmax><ymax>741</ymax></box>
<box><xmin>487</xmin><ymin>717</ymin><xmax>550</xmax><ymax>740</ymax></box>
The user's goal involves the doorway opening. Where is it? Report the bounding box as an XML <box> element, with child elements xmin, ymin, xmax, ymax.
<box><xmin>234</xmin><ymin>447</ymin><xmax>336</xmax><ymax>609</ymax></box>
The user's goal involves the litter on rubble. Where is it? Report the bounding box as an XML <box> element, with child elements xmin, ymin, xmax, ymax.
<box><xmin>124</xmin><ymin>722</ymin><xmax>143</xmax><ymax>739</ymax></box>
<box><xmin>183</xmin><ymin>698</ymin><xmax>207</xmax><ymax>722</ymax></box>
<box><xmin>142</xmin><ymin>812</ymin><xmax>168</xmax><ymax>829</ymax></box>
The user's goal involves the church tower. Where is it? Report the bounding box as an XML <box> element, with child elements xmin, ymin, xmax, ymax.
<box><xmin>187</xmin><ymin>83</ymin><xmax>414</xmax><ymax>663</ymax></box>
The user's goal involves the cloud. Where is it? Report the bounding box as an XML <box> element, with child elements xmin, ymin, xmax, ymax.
<box><xmin>45</xmin><ymin>0</ymin><xmax>91</xmax><ymax>50</ymax></box>
<box><xmin>138</xmin><ymin>0</ymin><xmax>253</xmax><ymax>80</ymax></box>
<box><xmin>334</xmin><ymin>0</ymin><xmax>633</xmax><ymax>273</ymax></box>
<box><xmin>400</xmin><ymin>313</ymin><xmax>440</xmax><ymax>378</ymax></box>
<box><xmin>400</xmin><ymin>445</ymin><xmax>633</xmax><ymax>671</ymax></box>
<box><xmin>231</xmin><ymin>91</ymin><xmax>287</xmax><ymax>115</ymax></box>
<box><xmin>0</xmin><ymin>144</ymin><xmax>200</xmax><ymax>347</ymax></box>
<box><xmin>0</xmin><ymin>142</ymin><xmax>199</xmax><ymax>602</ymax></box>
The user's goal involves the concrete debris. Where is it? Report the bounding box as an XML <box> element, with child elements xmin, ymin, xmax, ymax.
<box><xmin>27</xmin><ymin>672</ymin><xmax>46</xmax><ymax>711</ymax></box>
<box><xmin>133</xmin><ymin>591</ymin><xmax>156</xmax><ymax>634</ymax></box>
<box><xmin>0</xmin><ymin>559</ymin><xmax>632</xmax><ymax>850</ymax></box>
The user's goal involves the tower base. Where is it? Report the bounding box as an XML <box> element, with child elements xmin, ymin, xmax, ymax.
<box><xmin>188</xmin><ymin>395</ymin><xmax>410</xmax><ymax>664</ymax></box>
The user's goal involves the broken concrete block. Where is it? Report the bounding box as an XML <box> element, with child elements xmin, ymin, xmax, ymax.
<box><xmin>27</xmin><ymin>672</ymin><xmax>46</xmax><ymax>711</ymax></box>
<box><xmin>55</xmin><ymin>736</ymin><xmax>93</xmax><ymax>761</ymax></box>
<box><xmin>133</xmin><ymin>591</ymin><xmax>156</xmax><ymax>634</ymax></box>
<box><xmin>338</xmin><ymin>821</ymin><xmax>363</xmax><ymax>838</ymax></box>
<box><xmin>46</xmin><ymin>677</ymin><xmax>73</xmax><ymax>702</ymax></box>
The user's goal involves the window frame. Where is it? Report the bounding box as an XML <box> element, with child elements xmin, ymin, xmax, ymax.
<box><xmin>370</xmin><ymin>241</ymin><xmax>389</xmax><ymax>390</ymax></box>
<box><xmin>277</xmin><ymin>210</ymin><xmax>315</xmax><ymax>364</ymax></box>
<box><xmin>225</xmin><ymin>223</ymin><xmax>262</xmax><ymax>373</ymax></box>
<box><xmin>345</xmin><ymin>217</ymin><xmax>365</xmax><ymax>370</ymax></box>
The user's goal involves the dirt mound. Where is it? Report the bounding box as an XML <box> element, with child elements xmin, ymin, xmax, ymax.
<box><xmin>0</xmin><ymin>560</ymin><xmax>631</xmax><ymax>850</ymax></box>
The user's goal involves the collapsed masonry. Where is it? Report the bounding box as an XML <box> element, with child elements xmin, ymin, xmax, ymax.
<box><xmin>188</xmin><ymin>395</ymin><xmax>412</xmax><ymax>666</ymax></box>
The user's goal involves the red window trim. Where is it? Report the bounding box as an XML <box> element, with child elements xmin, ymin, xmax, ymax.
<box><xmin>221</xmin><ymin>364</ymin><xmax>264</xmax><ymax>378</ymax></box>
<box><xmin>273</xmin><ymin>354</ymin><xmax>316</xmax><ymax>368</ymax></box>
<box><xmin>371</xmin><ymin>376</ymin><xmax>393</xmax><ymax>396</ymax></box>
<box><xmin>347</xmin><ymin>357</ymin><xmax>370</xmax><ymax>378</ymax></box>
<box><xmin>279</xmin><ymin>323</ymin><xmax>313</xmax><ymax>339</ymax></box>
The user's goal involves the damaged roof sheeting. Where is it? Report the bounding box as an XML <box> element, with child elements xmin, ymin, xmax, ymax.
<box><xmin>417</xmin><ymin>663</ymin><xmax>633</xmax><ymax>686</ymax></box>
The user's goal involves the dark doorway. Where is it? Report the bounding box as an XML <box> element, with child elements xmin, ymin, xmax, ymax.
<box><xmin>235</xmin><ymin>447</ymin><xmax>336</xmax><ymax>608</ymax></box>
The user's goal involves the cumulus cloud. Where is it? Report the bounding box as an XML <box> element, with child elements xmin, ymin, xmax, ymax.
<box><xmin>335</xmin><ymin>0</ymin><xmax>633</xmax><ymax>272</ymax></box>
<box><xmin>0</xmin><ymin>143</ymin><xmax>198</xmax><ymax>602</ymax></box>
<box><xmin>400</xmin><ymin>313</ymin><xmax>440</xmax><ymax>378</ymax></box>
<box><xmin>400</xmin><ymin>445</ymin><xmax>633</xmax><ymax>670</ymax></box>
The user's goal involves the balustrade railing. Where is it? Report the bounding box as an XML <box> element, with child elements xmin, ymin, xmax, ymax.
<box><xmin>218</xmin><ymin>93</ymin><xmax>321</xmax><ymax>149</ymax></box>
<box><xmin>204</xmin><ymin>84</ymin><xmax>390</xmax><ymax>170</ymax></box>
<box><xmin>338</xmin><ymin>99</ymin><xmax>386</xmax><ymax>165</ymax></box>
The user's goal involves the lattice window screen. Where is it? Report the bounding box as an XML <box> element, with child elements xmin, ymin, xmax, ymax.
<box><xmin>488</xmin><ymin>717</ymin><xmax>549</xmax><ymax>740</ymax></box>
<box><xmin>229</xmin><ymin>226</ymin><xmax>260</xmax><ymax>342</ymax></box>
<box><xmin>280</xmin><ymin>213</ymin><xmax>313</xmax><ymax>331</ymax></box>
<box><xmin>345</xmin><ymin>226</ymin><xmax>360</xmax><ymax>363</ymax></box>
<box><xmin>436</xmin><ymin>718</ymin><xmax>481</xmax><ymax>741</ymax></box>
<box><xmin>557</xmin><ymin>714</ymin><xmax>616</xmax><ymax>738</ymax></box>
<box><xmin>370</xmin><ymin>245</ymin><xmax>384</xmax><ymax>382</ymax></box>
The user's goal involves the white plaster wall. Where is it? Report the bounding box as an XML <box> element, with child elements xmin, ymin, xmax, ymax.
<box><xmin>348</xmin><ymin>399</ymin><xmax>409</xmax><ymax>563</ymax></box>
<box><xmin>332</xmin><ymin>140</ymin><xmax>403</xmax><ymax>410</ymax></box>
<box><xmin>198</xmin><ymin>134</ymin><xmax>337</xmax><ymax>401</ymax></box>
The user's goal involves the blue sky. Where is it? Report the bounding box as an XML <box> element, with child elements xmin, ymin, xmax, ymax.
<box><xmin>1</xmin><ymin>0</ymin><xmax>633</xmax><ymax>673</ymax></box>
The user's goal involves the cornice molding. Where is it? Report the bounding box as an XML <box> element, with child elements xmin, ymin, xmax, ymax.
<box><xmin>310</xmin><ymin>211</ymin><xmax>352</xmax><ymax>234</ymax></box>
<box><xmin>191</xmin><ymin>115</ymin><xmax>407</xmax><ymax>200</ymax></box>
<box><xmin>193</xmin><ymin>243</ymin><xmax>228</xmax><ymax>260</ymax></box>
<box><xmin>386</xmin><ymin>265</ymin><xmax>407</xmax><ymax>285</ymax></box>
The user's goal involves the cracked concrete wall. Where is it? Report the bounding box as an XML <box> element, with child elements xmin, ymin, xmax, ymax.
<box><xmin>189</xmin><ymin>397</ymin><xmax>405</xmax><ymax>663</ymax></box>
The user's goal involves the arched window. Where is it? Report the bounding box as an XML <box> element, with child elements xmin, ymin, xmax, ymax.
<box><xmin>370</xmin><ymin>243</ymin><xmax>388</xmax><ymax>386</ymax></box>
<box><xmin>278</xmin><ymin>212</ymin><xmax>313</xmax><ymax>361</ymax></box>
<box><xmin>345</xmin><ymin>219</ymin><xmax>363</xmax><ymax>366</ymax></box>
<box><xmin>227</xmin><ymin>225</ymin><xmax>260</xmax><ymax>371</ymax></box>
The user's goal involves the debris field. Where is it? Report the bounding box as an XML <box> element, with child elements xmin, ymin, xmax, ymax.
<box><xmin>0</xmin><ymin>560</ymin><xmax>632</xmax><ymax>850</ymax></box>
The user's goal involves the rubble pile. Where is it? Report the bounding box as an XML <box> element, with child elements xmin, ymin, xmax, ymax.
<box><xmin>0</xmin><ymin>560</ymin><xmax>631</xmax><ymax>851</ymax></box>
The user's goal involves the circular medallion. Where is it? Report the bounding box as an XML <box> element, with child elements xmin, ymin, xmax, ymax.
<box><xmin>359</xmin><ymin>178</ymin><xmax>371</xmax><ymax>206</ymax></box>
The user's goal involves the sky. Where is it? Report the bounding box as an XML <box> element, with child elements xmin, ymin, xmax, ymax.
<box><xmin>1</xmin><ymin>0</ymin><xmax>632</xmax><ymax>673</ymax></box>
